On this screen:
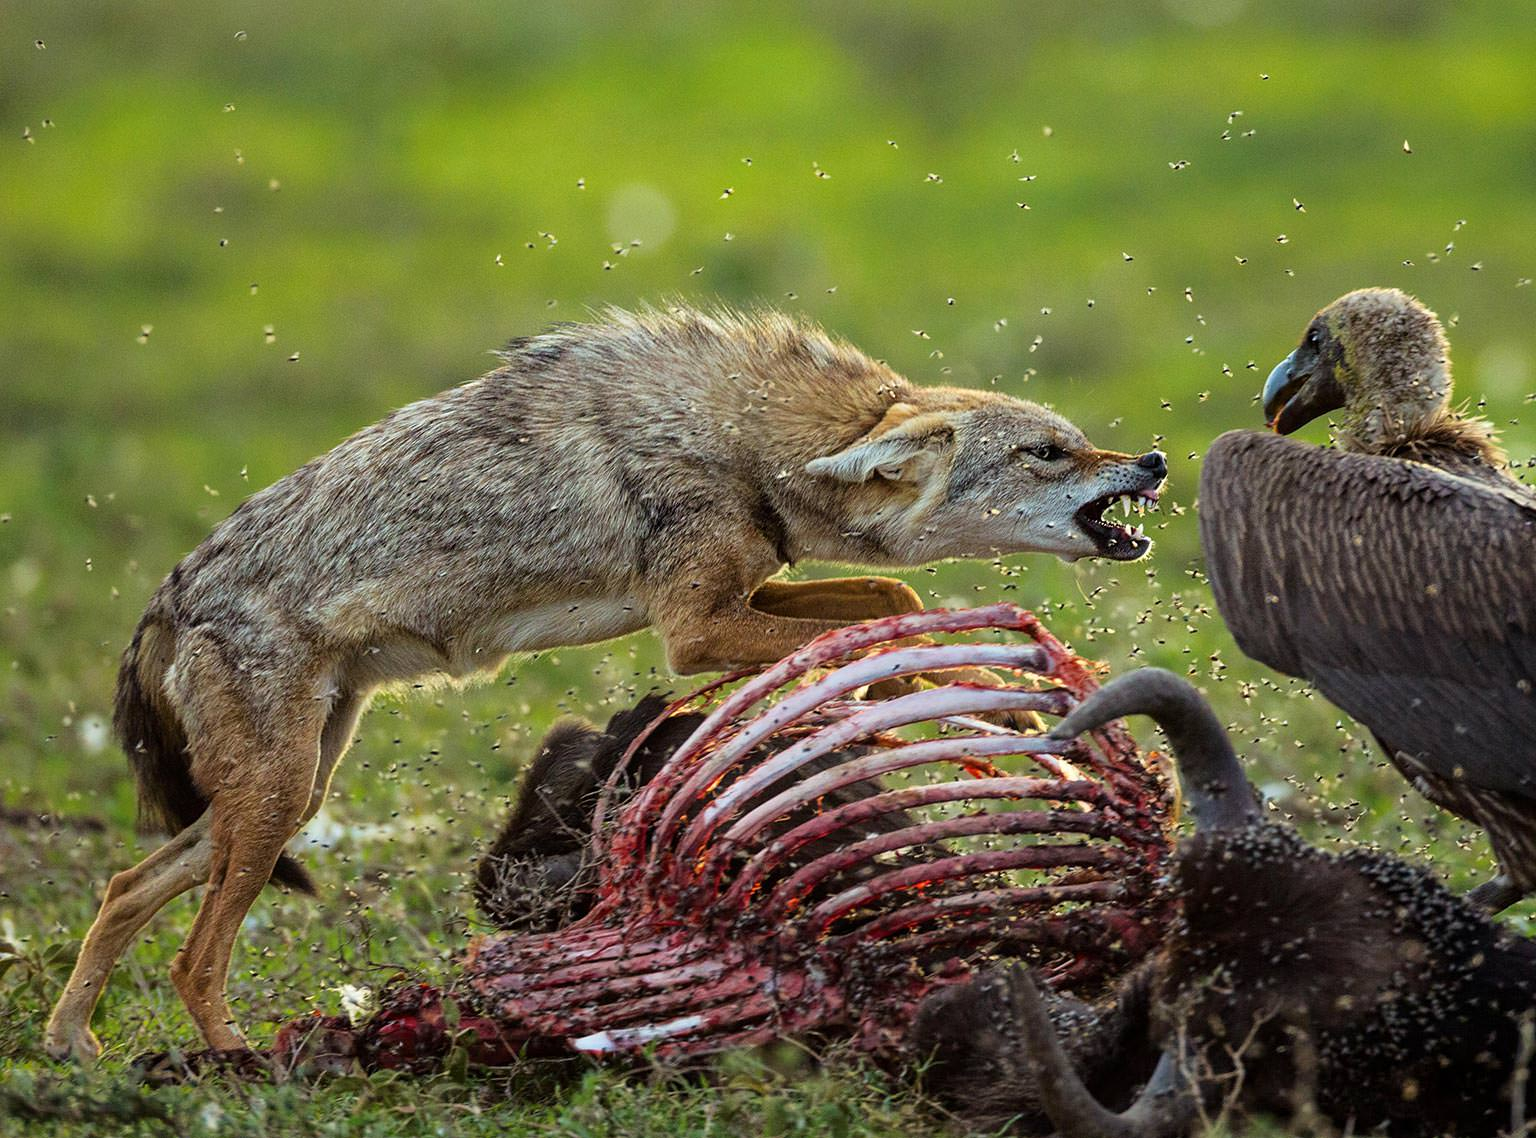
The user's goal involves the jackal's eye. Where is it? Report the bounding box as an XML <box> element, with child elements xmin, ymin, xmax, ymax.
<box><xmin>1030</xmin><ymin>443</ymin><xmax>1066</xmax><ymax>461</ymax></box>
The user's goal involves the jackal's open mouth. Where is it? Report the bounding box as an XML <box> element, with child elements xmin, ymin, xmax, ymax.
<box><xmin>1074</xmin><ymin>487</ymin><xmax>1160</xmax><ymax>560</ymax></box>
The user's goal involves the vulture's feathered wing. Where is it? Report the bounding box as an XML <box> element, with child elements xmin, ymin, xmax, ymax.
<box><xmin>1200</xmin><ymin>429</ymin><xmax>1536</xmax><ymax>895</ymax></box>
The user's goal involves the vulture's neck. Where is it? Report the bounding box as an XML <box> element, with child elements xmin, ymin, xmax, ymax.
<box><xmin>1350</xmin><ymin>405</ymin><xmax>1510</xmax><ymax>484</ymax></box>
<box><xmin>1339</xmin><ymin>351</ymin><xmax>1510</xmax><ymax>482</ymax></box>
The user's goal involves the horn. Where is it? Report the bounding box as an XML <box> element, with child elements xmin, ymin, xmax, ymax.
<box><xmin>1007</xmin><ymin>966</ymin><xmax>1198</xmax><ymax>1138</ymax></box>
<box><xmin>1049</xmin><ymin>668</ymin><xmax>1261</xmax><ymax>830</ymax></box>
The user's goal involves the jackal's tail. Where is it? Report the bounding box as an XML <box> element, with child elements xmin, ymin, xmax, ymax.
<box><xmin>114</xmin><ymin>608</ymin><xmax>315</xmax><ymax>895</ymax></box>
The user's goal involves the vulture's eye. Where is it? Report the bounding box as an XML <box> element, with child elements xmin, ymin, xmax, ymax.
<box><xmin>1306</xmin><ymin>327</ymin><xmax>1323</xmax><ymax>348</ymax></box>
<box><xmin>1031</xmin><ymin>444</ymin><xmax>1066</xmax><ymax>461</ymax></box>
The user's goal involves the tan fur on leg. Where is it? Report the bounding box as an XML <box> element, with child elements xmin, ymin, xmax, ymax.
<box><xmin>169</xmin><ymin>748</ymin><xmax>318</xmax><ymax>1051</ymax></box>
<box><xmin>43</xmin><ymin>817</ymin><xmax>213</xmax><ymax>1062</ymax></box>
<box><xmin>162</xmin><ymin>639</ymin><xmax>327</xmax><ymax>1051</ymax></box>
<box><xmin>748</xmin><ymin>576</ymin><xmax>923</xmax><ymax>621</ymax></box>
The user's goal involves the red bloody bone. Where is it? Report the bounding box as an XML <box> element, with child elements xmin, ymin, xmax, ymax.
<box><xmin>266</xmin><ymin>603</ymin><xmax>1173</xmax><ymax>1073</ymax></box>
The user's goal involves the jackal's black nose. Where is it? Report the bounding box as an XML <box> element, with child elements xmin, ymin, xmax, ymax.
<box><xmin>1137</xmin><ymin>450</ymin><xmax>1167</xmax><ymax>478</ymax></box>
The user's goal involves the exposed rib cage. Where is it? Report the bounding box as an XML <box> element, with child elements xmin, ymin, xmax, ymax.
<box><xmin>439</xmin><ymin>603</ymin><xmax>1174</xmax><ymax>1062</ymax></box>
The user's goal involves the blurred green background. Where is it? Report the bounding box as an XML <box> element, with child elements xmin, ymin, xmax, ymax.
<box><xmin>1</xmin><ymin>0</ymin><xmax>1535</xmax><ymax>1116</ymax></box>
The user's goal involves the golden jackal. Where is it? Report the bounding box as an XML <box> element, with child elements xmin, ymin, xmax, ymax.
<box><xmin>46</xmin><ymin>305</ymin><xmax>1165</xmax><ymax>1060</ymax></box>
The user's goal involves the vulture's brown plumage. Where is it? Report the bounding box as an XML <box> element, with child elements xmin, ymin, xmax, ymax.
<box><xmin>1200</xmin><ymin>287</ymin><xmax>1536</xmax><ymax>909</ymax></box>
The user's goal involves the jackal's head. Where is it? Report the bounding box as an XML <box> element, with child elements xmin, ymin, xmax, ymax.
<box><xmin>805</xmin><ymin>396</ymin><xmax>1167</xmax><ymax>563</ymax></box>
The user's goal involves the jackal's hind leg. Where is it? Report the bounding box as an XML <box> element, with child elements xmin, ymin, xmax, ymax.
<box><xmin>167</xmin><ymin>675</ymin><xmax>326</xmax><ymax>1052</ymax></box>
<box><xmin>44</xmin><ymin>816</ymin><xmax>213</xmax><ymax>1062</ymax></box>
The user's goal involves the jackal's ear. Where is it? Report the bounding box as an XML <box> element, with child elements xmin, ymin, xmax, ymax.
<box><xmin>805</xmin><ymin>407</ymin><xmax>955</xmax><ymax>483</ymax></box>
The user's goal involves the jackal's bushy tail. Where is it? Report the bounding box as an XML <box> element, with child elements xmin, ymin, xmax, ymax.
<box><xmin>114</xmin><ymin>609</ymin><xmax>315</xmax><ymax>895</ymax></box>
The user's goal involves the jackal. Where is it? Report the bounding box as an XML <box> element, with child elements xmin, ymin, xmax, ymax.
<box><xmin>45</xmin><ymin>304</ymin><xmax>1165</xmax><ymax>1060</ymax></box>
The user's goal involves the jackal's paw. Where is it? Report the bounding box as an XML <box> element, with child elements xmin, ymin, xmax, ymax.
<box><xmin>865</xmin><ymin>669</ymin><xmax>1047</xmax><ymax>734</ymax></box>
<box><xmin>43</xmin><ymin>1023</ymin><xmax>102</xmax><ymax>1064</ymax></box>
<box><xmin>989</xmin><ymin>706</ymin><xmax>1050</xmax><ymax>734</ymax></box>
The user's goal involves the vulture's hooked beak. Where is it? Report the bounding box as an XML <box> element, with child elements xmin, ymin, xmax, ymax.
<box><xmin>1262</xmin><ymin>348</ymin><xmax>1345</xmax><ymax>434</ymax></box>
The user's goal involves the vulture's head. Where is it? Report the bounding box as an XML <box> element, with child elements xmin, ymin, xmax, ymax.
<box><xmin>1261</xmin><ymin>287</ymin><xmax>1452</xmax><ymax>450</ymax></box>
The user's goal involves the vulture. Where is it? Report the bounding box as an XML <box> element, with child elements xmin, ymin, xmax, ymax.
<box><xmin>1199</xmin><ymin>287</ymin><xmax>1536</xmax><ymax>910</ymax></box>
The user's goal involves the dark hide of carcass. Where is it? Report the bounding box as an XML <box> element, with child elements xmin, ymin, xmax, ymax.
<box><xmin>911</xmin><ymin>667</ymin><xmax>1536</xmax><ymax>1138</ymax></box>
<box><xmin>474</xmin><ymin>696</ymin><xmax>710</xmax><ymax>932</ymax></box>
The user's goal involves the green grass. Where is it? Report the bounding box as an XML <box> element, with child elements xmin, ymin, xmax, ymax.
<box><xmin>3</xmin><ymin>2</ymin><xmax>1535</xmax><ymax>1134</ymax></box>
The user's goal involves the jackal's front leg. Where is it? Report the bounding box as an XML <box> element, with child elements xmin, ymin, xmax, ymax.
<box><xmin>751</xmin><ymin>576</ymin><xmax>1007</xmax><ymax>682</ymax></box>
<box><xmin>652</xmin><ymin>584</ymin><xmax>856</xmax><ymax>676</ymax></box>
<box><xmin>747</xmin><ymin>576</ymin><xmax>1045</xmax><ymax>730</ymax></box>
<box><xmin>654</xmin><ymin>572</ymin><xmax>1035</xmax><ymax>723</ymax></box>
<box><xmin>747</xmin><ymin>576</ymin><xmax>924</xmax><ymax>622</ymax></box>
